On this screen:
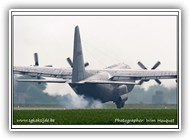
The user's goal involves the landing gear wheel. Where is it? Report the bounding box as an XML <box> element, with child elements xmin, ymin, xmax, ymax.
<box><xmin>115</xmin><ymin>102</ymin><xmax>125</xmax><ymax>109</ymax></box>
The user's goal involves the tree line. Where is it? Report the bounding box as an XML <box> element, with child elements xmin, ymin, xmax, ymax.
<box><xmin>13</xmin><ymin>75</ymin><xmax>177</xmax><ymax>104</ymax></box>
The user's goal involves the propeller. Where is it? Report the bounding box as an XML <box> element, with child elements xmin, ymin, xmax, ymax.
<box><xmin>137</xmin><ymin>61</ymin><xmax>161</xmax><ymax>85</ymax></box>
<box><xmin>33</xmin><ymin>53</ymin><xmax>53</xmax><ymax>83</ymax></box>
<box><xmin>33</xmin><ymin>53</ymin><xmax>41</xmax><ymax>83</ymax></box>
<box><xmin>66</xmin><ymin>57</ymin><xmax>89</xmax><ymax>68</ymax></box>
<box><xmin>33</xmin><ymin>53</ymin><xmax>53</xmax><ymax>67</ymax></box>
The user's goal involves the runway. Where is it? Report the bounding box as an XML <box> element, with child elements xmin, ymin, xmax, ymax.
<box><xmin>14</xmin><ymin>106</ymin><xmax>67</xmax><ymax>110</ymax></box>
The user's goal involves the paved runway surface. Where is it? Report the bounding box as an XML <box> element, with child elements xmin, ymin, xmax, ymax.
<box><xmin>14</xmin><ymin>107</ymin><xmax>67</xmax><ymax>110</ymax></box>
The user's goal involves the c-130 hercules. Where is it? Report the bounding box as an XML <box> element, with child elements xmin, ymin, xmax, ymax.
<box><xmin>14</xmin><ymin>26</ymin><xmax>177</xmax><ymax>108</ymax></box>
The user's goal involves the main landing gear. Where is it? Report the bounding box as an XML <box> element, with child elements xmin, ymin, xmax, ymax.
<box><xmin>115</xmin><ymin>101</ymin><xmax>125</xmax><ymax>109</ymax></box>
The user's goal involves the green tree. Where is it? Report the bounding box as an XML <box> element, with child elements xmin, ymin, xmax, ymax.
<box><xmin>13</xmin><ymin>75</ymin><xmax>58</xmax><ymax>104</ymax></box>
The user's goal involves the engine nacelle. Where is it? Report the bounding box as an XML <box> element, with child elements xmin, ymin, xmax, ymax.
<box><xmin>113</xmin><ymin>85</ymin><xmax>129</xmax><ymax>102</ymax></box>
<box><xmin>117</xmin><ymin>85</ymin><xmax>128</xmax><ymax>96</ymax></box>
<box><xmin>119</xmin><ymin>93</ymin><xmax>128</xmax><ymax>102</ymax></box>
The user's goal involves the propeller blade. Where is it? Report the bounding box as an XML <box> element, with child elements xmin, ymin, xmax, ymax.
<box><xmin>84</xmin><ymin>62</ymin><xmax>89</xmax><ymax>67</ymax></box>
<box><xmin>151</xmin><ymin>61</ymin><xmax>161</xmax><ymax>70</ymax></box>
<box><xmin>66</xmin><ymin>57</ymin><xmax>73</xmax><ymax>68</ymax></box>
<box><xmin>137</xmin><ymin>61</ymin><xmax>147</xmax><ymax>70</ymax></box>
<box><xmin>155</xmin><ymin>79</ymin><xmax>161</xmax><ymax>85</ymax></box>
<box><xmin>138</xmin><ymin>80</ymin><xmax>144</xmax><ymax>85</ymax></box>
<box><xmin>34</xmin><ymin>53</ymin><xmax>39</xmax><ymax>66</ymax></box>
<box><xmin>45</xmin><ymin>65</ymin><xmax>53</xmax><ymax>67</ymax></box>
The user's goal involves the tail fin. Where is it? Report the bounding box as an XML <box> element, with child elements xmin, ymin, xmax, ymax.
<box><xmin>72</xmin><ymin>26</ymin><xmax>86</xmax><ymax>83</ymax></box>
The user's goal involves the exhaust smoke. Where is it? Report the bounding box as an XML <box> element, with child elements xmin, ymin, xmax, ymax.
<box><xmin>57</xmin><ymin>94</ymin><xmax>103</xmax><ymax>109</ymax></box>
<box><xmin>44</xmin><ymin>84</ymin><xmax>103</xmax><ymax>109</ymax></box>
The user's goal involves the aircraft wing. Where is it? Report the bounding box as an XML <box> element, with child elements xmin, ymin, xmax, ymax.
<box><xmin>14</xmin><ymin>66</ymin><xmax>177</xmax><ymax>85</ymax></box>
<box><xmin>78</xmin><ymin>80</ymin><xmax>139</xmax><ymax>85</ymax></box>
<box><xmin>16</xmin><ymin>79</ymin><xmax>68</xmax><ymax>83</ymax></box>
<box><xmin>13</xmin><ymin>66</ymin><xmax>72</xmax><ymax>79</ymax></box>
<box><xmin>110</xmin><ymin>70</ymin><xmax>177</xmax><ymax>81</ymax></box>
<box><xmin>75</xmin><ymin>70</ymin><xmax>176</xmax><ymax>85</ymax></box>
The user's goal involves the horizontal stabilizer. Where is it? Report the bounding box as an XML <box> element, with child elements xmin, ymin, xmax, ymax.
<box><xmin>16</xmin><ymin>79</ymin><xmax>67</xmax><ymax>83</ymax></box>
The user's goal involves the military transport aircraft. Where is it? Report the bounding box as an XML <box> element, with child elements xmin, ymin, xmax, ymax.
<box><xmin>13</xmin><ymin>26</ymin><xmax>177</xmax><ymax>108</ymax></box>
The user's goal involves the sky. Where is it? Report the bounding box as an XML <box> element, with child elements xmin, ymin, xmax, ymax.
<box><xmin>13</xmin><ymin>11</ymin><xmax>178</xmax><ymax>91</ymax></box>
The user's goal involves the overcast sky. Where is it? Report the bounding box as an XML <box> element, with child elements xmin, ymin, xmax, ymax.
<box><xmin>13</xmin><ymin>12</ymin><xmax>178</xmax><ymax>91</ymax></box>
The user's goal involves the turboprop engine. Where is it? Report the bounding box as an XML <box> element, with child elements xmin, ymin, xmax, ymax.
<box><xmin>116</xmin><ymin>85</ymin><xmax>129</xmax><ymax>102</ymax></box>
<box><xmin>113</xmin><ymin>85</ymin><xmax>130</xmax><ymax>108</ymax></box>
